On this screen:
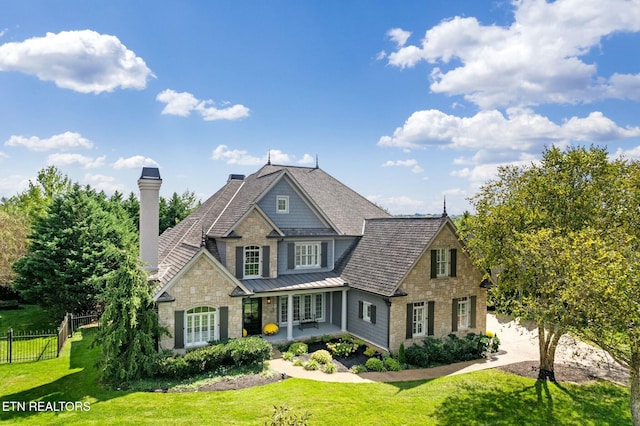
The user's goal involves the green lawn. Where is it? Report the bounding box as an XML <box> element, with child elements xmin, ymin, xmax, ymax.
<box><xmin>0</xmin><ymin>305</ymin><xmax>59</xmax><ymax>335</ymax></box>
<box><xmin>0</xmin><ymin>329</ymin><xmax>632</xmax><ymax>425</ymax></box>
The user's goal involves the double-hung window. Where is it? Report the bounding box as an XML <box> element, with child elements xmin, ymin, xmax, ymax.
<box><xmin>244</xmin><ymin>245</ymin><xmax>261</xmax><ymax>278</ymax></box>
<box><xmin>457</xmin><ymin>297</ymin><xmax>470</xmax><ymax>330</ymax></box>
<box><xmin>436</xmin><ymin>248</ymin><xmax>448</xmax><ymax>277</ymax></box>
<box><xmin>362</xmin><ymin>301</ymin><xmax>373</xmax><ymax>323</ymax></box>
<box><xmin>295</xmin><ymin>243</ymin><xmax>321</xmax><ymax>268</ymax></box>
<box><xmin>276</xmin><ymin>195</ymin><xmax>289</xmax><ymax>213</ymax></box>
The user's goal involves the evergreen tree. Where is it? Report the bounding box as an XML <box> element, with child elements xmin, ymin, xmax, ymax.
<box><xmin>12</xmin><ymin>184</ymin><xmax>135</xmax><ymax>318</ymax></box>
<box><xmin>95</xmin><ymin>253</ymin><xmax>165</xmax><ymax>386</ymax></box>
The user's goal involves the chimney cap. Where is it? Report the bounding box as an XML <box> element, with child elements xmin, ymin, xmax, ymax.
<box><xmin>140</xmin><ymin>167</ymin><xmax>161</xmax><ymax>180</ymax></box>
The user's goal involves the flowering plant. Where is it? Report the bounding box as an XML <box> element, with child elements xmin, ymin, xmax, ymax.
<box><xmin>263</xmin><ymin>323</ymin><xmax>279</xmax><ymax>336</ymax></box>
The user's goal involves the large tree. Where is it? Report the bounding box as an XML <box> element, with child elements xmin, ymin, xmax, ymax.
<box><xmin>95</xmin><ymin>252</ymin><xmax>165</xmax><ymax>386</ymax></box>
<box><xmin>0</xmin><ymin>209</ymin><xmax>30</xmax><ymax>287</ymax></box>
<box><xmin>12</xmin><ymin>184</ymin><xmax>136</xmax><ymax>318</ymax></box>
<box><xmin>463</xmin><ymin>146</ymin><xmax>618</xmax><ymax>381</ymax></box>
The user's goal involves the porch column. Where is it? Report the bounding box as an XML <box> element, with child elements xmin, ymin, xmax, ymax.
<box><xmin>341</xmin><ymin>289</ymin><xmax>348</xmax><ymax>332</ymax></box>
<box><xmin>287</xmin><ymin>294</ymin><xmax>294</xmax><ymax>340</ymax></box>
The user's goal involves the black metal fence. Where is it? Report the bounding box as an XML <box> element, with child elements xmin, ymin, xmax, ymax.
<box><xmin>1</xmin><ymin>313</ymin><xmax>99</xmax><ymax>364</ymax></box>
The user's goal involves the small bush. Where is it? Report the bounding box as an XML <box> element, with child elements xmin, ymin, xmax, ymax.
<box><xmin>266</xmin><ymin>405</ymin><xmax>311</xmax><ymax>426</ymax></box>
<box><xmin>323</xmin><ymin>363</ymin><xmax>337</xmax><ymax>374</ymax></box>
<box><xmin>293</xmin><ymin>359</ymin><xmax>304</xmax><ymax>367</ymax></box>
<box><xmin>304</xmin><ymin>360</ymin><xmax>319</xmax><ymax>371</ymax></box>
<box><xmin>282</xmin><ymin>351</ymin><xmax>295</xmax><ymax>361</ymax></box>
<box><xmin>365</xmin><ymin>357</ymin><xmax>386</xmax><ymax>372</ymax></box>
<box><xmin>226</xmin><ymin>336</ymin><xmax>272</xmax><ymax>366</ymax></box>
<box><xmin>405</xmin><ymin>344</ymin><xmax>430</xmax><ymax>368</ymax></box>
<box><xmin>384</xmin><ymin>356</ymin><xmax>401</xmax><ymax>372</ymax></box>
<box><xmin>398</xmin><ymin>343</ymin><xmax>406</xmax><ymax>365</ymax></box>
<box><xmin>363</xmin><ymin>346</ymin><xmax>377</xmax><ymax>357</ymax></box>
<box><xmin>350</xmin><ymin>365</ymin><xmax>367</xmax><ymax>374</ymax></box>
<box><xmin>289</xmin><ymin>342</ymin><xmax>308</xmax><ymax>356</ymax></box>
<box><xmin>321</xmin><ymin>334</ymin><xmax>332</xmax><ymax>343</ymax></box>
<box><xmin>311</xmin><ymin>349</ymin><xmax>332</xmax><ymax>364</ymax></box>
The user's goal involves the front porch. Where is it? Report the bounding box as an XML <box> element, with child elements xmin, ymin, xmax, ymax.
<box><xmin>262</xmin><ymin>321</ymin><xmax>343</xmax><ymax>344</ymax></box>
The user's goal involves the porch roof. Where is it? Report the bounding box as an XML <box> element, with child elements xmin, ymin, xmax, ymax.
<box><xmin>241</xmin><ymin>272</ymin><xmax>347</xmax><ymax>294</ymax></box>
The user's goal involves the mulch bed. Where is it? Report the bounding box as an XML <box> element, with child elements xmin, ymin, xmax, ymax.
<box><xmin>303</xmin><ymin>340</ymin><xmax>369</xmax><ymax>372</ymax></box>
<box><xmin>164</xmin><ymin>373</ymin><xmax>285</xmax><ymax>392</ymax></box>
<box><xmin>496</xmin><ymin>361</ymin><xmax>603</xmax><ymax>384</ymax></box>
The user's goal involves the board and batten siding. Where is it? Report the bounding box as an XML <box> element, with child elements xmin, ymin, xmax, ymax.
<box><xmin>347</xmin><ymin>289</ymin><xmax>388</xmax><ymax>349</ymax></box>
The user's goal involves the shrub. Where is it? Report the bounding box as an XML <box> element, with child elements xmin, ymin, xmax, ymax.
<box><xmin>365</xmin><ymin>357</ymin><xmax>386</xmax><ymax>372</ymax></box>
<box><xmin>311</xmin><ymin>349</ymin><xmax>332</xmax><ymax>364</ymax></box>
<box><xmin>226</xmin><ymin>336</ymin><xmax>272</xmax><ymax>365</ymax></box>
<box><xmin>282</xmin><ymin>351</ymin><xmax>295</xmax><ymax>361</ymax></box>
<box><xmin>363</xmin><ymin>346</ymin><xmax>377</xmax><ymax>357</ymax></box>
<box><xmin>490</xmin><ymin>334</ymin><xmax>501</xmax><ymax>353</ymax></box>
<box><xmin>289</xmin><ymin>342</ymin><xmax>308</xmax><ymax>356</ymax></box>
<box><xmin>304</xmin><ymin>360</ymin><xmax>319</xmax><ymax>371</ymax></box>
<box><xmin>384</xmin><ymin>356</ymin><xmax>401</xmax><ymax>372</ymax></box>
<box><xmin>321</xmin><ymin>334</ymin><xmax>332</xmax><ymax>343</ymax></box>
<box><xmin>266</xmin><ymin>405</ymin><xmax>311</xmax><ymax>426</ymax></box>
<box><xmin>326</xmin><ymin>341</ymin><xmax>356</xmax><ymax>358</ymax></box>
<box><xmin>293</xmin><ymin>359</ymin><xmax>304</xmax><ymax>367</ymax></box>
<box><xmin>405</xmin><ymin>344</ymin><xmax>430</xmax><ymax>368</ymax></box>
<box><xmin>323</xmin><ymin>363</ymin><xmax>337</xmax><ymax>374</ymax></box>
<box><xmin>398</xmin><ymin>343</ymin><xmax>406</xmax><ymax>365</ymax></box>
<box><xmin>350</xmin><ymin>364</ymin><xmax>367</xmax><ymax>374</ymax></box>
<box><xmin>154</xmin><ymin>354</ymin><xmax>192</xmax><ymax>379</ymax></box>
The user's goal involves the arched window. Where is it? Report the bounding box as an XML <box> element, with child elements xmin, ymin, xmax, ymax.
<box><xmin>244</xmin><ymin>245</ymin><xmax>261</xmax><ymax>278</ymax></box>
<box><xmin>185</xmin><ymin>306</ymin><xmax>218</xmax><ymax>347</ymax></box>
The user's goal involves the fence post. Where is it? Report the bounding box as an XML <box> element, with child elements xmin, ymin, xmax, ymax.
<box><xmin>7</xmin><ymin>328</ymin><xmax>12</xmax><ymax>364</ymax></box>
<box><xmin>69</xmin><ymin>313</ymin><xmax>73</xmax><ymax>337</ymax></box>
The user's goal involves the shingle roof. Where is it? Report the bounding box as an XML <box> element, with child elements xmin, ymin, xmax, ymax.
<box><xmin>340</xmin><ymin>217</ymin><xmax>448</xmax><ymax>297</ymax></box>
<box><xmin>154</xmin><ymin>164</ymin><xmax>390</xmax><ymax>294</ymax></box>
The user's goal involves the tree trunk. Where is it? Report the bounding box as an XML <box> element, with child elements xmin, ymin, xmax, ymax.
<box><xmin>537</xmin><ymin>323</ymin><xmax>562</xmax><ymax>382</ymax></box>
<box><xmin>631</xmin><ymin>348</ymin><xmax>640</xmax><ymax>426</ymax></box>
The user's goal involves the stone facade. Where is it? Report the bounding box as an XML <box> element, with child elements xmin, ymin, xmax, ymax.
<box><xmin>157</xmin><ymin>252</ymin><xmax>243</xmax><ymax>351</ymax></box>
<box><xmin>388</xmin><ymin>222</ymin><xmax>487</xmax><ymax>352</ymax></box>
<box><xmin>226</xmin><ymin>209</ymin><xmax>278</xmax><ymax>279</ymax></box>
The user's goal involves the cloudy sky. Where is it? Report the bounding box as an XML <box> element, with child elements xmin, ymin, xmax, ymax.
<box><xmin>2</xmin><ymin>0</ymin><xmax>640</xmax><ymax>215</ymax></box>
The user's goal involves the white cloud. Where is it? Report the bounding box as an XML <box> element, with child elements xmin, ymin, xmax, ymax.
<box><xmin>0</xmin><ymin>30</ymin><xmax>153</xmax><ymax>94</ymax></box>
<box><xmin>0</xmin><ymin>151</ymin><xmax>6</xmax><ymax>160</ymax></box>
<box><xmin>385</xmin><ymin>0</ymin><xmax>640</xmax><ymax>108</ymax></box>
<box><xmin>83</xmin><ymin>173</ymin><xmax>125</xmax><ymax>193</ymax></box>
<box><xmin>378</xmin><ymin>109</ymin><xmax>640</xmax><ymax>151</ymax></box>
<box><xmin>382</xmin><ymin>159</ymin><xmax>424</xmax><ymax>173</ymax></box>
<box><xmin>47</xmin><ymin>153</ymin><xmax>105</xmax><ymax>169</ymax></box>
<box><xmin>113</xmin><ymin>155</ymin><xmax>159</xmax><ymax>169</ymax></box>
<box><xmin>0</xmin><ymin>174</ymin><xmax>29</xmax><ymax>197</ymax></box>
<box><xmin>5</xmin><ymin>131</ymin><xmax>93</xmax><ymax>151</ymax></box>
<box><xmin>367</xmin><ymin>194</ymin><xmax>425</xmax><ymax>215</ymax></box>
<box><xmin>614</xmin><ymin>144</ymin><xmax>640</xmax><ymax>160</ymax></box>
<box><xmin>298</xmin><ymin>154</ymin><xmax>315</xmax><ymax>165</ymax></box>
<box><xmin>387</xmin><ymin>28</ymin><xmax>412</xmax><ymax>47</ymax></box>
<box><xmin>0</xmin><ymin>29</ymin><xmax>7</xmax><ymax>38</ymax></box>
<box><xmin>157</xmin><ymin>89</ymin><xmax>250</xmax><ymax>121</ymax></box>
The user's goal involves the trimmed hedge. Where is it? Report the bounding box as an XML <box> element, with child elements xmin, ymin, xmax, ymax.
<box><xmin>153</xmin><ymin>336</ymin><xmax>272</xmax><ymax>379</ymax></box>
<box><xmin>405</xmin><ymin>333</ymin><xmax>499</xmax><ymax>368</ymax></box>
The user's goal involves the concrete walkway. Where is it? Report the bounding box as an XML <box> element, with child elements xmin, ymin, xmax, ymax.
<box><xmin>268</xmin><ymin>314</ymin><xmax>629</xmax><ymax>385</ymax></box>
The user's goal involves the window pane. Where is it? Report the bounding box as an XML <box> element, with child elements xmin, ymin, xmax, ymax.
<box><xmin>315</xmin><ymin>294</ymin><xmax>323</xmax><ymax>320</ymax></box>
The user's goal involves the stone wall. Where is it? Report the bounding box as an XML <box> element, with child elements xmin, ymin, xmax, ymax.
<box><xmin>225</xmin><ymin>209</ymin><xmax>278</xmax><ymax>278</ymax></box>
<box><xmin>388</xmin><ymin>222</ymin><xmax>487</xmax><ymax>352</ymax></box>
<box><xmin>158</xmin><ymin>253</ymin><xmax>243</xmax><ymax>351</ymax></box>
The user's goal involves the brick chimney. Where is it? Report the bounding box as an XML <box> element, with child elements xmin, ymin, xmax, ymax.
<box><xmin>138</xmin><ymin>167</ymin><xmax>162</xmax><ymax>273</ymax></box>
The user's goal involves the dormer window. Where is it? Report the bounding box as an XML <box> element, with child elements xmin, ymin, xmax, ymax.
<box><xmin>276</xmin><ymin>195</ymin><xmax>289</xmax><ymax>213</ymax></box>
<box><xmin>430</xmin><ymin>248</ymin><xmax>457</xmax><ymax>278</ymax></box>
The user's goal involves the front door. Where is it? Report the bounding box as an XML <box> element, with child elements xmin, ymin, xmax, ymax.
<box><xmin>243</xmin><ymin>298</ymin><xmax>262</xmax><ymax>336</ymax></box>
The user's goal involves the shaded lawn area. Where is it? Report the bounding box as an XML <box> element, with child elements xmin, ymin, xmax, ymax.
<box><xmin>0</xmin><ymin>305</ymin><xmax>59</xmax><ymax>335</ymax></box>
<box><xmin>0</xmin><ymin>328</ymin><xmax>632</xmax><ymax>425</ymax></box>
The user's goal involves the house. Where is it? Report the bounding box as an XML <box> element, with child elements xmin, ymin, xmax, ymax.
<box><xmin>137</xmin><ymin>163</ymin><xmax>487</xmax><ymax>353</ymax></box>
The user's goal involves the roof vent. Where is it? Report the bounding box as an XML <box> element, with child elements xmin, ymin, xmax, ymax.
<box><xmin>228</xmin><ymin>174</ymin><xmax>245</xmax><ymax>181</ymax></box>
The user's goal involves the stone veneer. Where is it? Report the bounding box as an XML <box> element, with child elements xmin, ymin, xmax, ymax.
<box><xmin>158</xmin><ymin>253</ymin><xmax>243</xmax><ymax>351</ymax></box>
<box><xmin>388</xmin><ymin>222</ymin><xmax>487</xmax><ymax>352</ymax></box>
<box><xmin>225</xmin><ymin>209</ymin><xmax>278</xmax><ymax>279</ymax></box>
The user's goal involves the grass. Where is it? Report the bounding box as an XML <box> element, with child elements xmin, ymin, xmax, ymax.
<box><xmin>0</xmin><ymin>328</ymin><xmax>632</xmax><ymax>425</ymax></box>
<box><xmin>0</xmin><ymin>305</ymin><xmax>59</xmax><ymax>335</ymax></box>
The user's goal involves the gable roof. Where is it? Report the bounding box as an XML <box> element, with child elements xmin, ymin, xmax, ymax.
<box><xmin>340</xmin><ymin>216</ymin><xmax>449</xmax><ymax>297</ymax></box>
<box><xmin>154</xmin><ymin>164</ymin><xmax>391</xmax><ymax>291</ymax></box>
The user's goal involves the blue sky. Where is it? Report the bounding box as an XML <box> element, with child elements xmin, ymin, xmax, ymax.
<box><xmin>2</xmin><ymin>0</ymin><xmax>640</xmax><ymax>215</ymax></box>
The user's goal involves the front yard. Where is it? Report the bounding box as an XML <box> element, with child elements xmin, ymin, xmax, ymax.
<box><xmin>0</xmin><ymin>328</ymin><xmax>632</xmax><ymax>425</ymax></box>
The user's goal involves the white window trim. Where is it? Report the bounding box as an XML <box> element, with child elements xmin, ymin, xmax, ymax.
<box><xmin>436</xmin><ymin>248</ymin><xmax>449</xmax><ymax>278</ymax></box>
<box><xmin>185</xmin><ymin>307</ymin><xmax>219</xmax><ymax>348</ymax></box>
<box><xmin>244</xmin><ymin>245</ymin><xmax>261</xmax><ymax>279</ymax></box>
<box><xmin>295</xmin><ymin>242</ymin><xmax>321</xmax><ymax>269</ymax></box>
<box><xmin>412</xmin><ymin>302</ymin><xmax>427</xmax><ymax>337</ymax></box>
<box><xmin>457</xmin><ymin>297</ymin><xmax>470</xmax><ymax>331</ymax></box>
<box><xmin>279</xmin><ymin>293</ymin><xmax>324</xmax><ymax>325</ymax></box>
<box><xmin>362</xmin><ymin>301</ymin><xmax>373</xmax><ymax>323</ymax></box>
<box><xmin>276</xmin><ymin>195</ymin><xmax>289</xmax><ymax>213</ymax></box>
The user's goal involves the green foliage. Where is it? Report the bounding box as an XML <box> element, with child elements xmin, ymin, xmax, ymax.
<box><xmin>383</xmin><ymin>356</ymin><xmax>401</xmax><ymax>371</ymax></box>
<box><xmin>303</xmin><ymin>360</ymin><xmax>319</xmax><ymax>371</ymax></box>
<box><xmin>398</xmin><ymin>343</ymin><xmax>406</xmax><ymax>365</ymax></box>
<box><xmin>159</xmin><ymin>190</ymin><xmax>200</xmax><ymax>234</ymax></box>
<box><xmin>350</xmin><ymin>364</ymin><xmax>367</xmax><ymax>374</ymax></box>
<box><xmin>292</xmin><ymin>359</ymin><xmax>303</xmax><ymax>367</ymax></box>
<box><xmin>95</xmin><ymin>254</ymin><xmax>166</xmax><ymax>385</ymax></box>
<box><xmin>364</xmin><ymin>357</ymin><xmax>386</xmax><ymax>372</ymax></box>
<box><xmin>326</xmin><ymin>335</ymin><xmax>360</xmax><ymax>357</ymax></box>
<box><xmin>265</xmin><ymin>405</ymin><xmax>311</xmax><ymax>426</ymax></box>
<box><xmin>321</xmin><ymin>334</ymin><xmax>332</xmax><ymax>343</ymax></box>
<box><xmin>282</xmin><ymin>351</ymin><xmax>294</xmax><ymax>361</ymax></box>
<box><xmin>405</xmin><ymin>333</ymin><xmax>497</xmax><ymax>368</ymax></box>
<box><xmin>310</xmin><ymin>349</ymin><xmax>332</xmax><ymax>364</ymax></box>
<box><xmin>13</xmin><ymin>184</ymin><xmax>136</xmax><ymax>318</ymax></box>
<box><xmin>288</xmin><ymin>342</ymin><xmax>308</xmax><ymax>355</ymax></box>
<box><xmin>323</xmin><ymin>363</ymin><xmax>337</xmax><ymax>374</ymax></box>
<box><xmin>363</xmin><ymin>346</ymin><xmax>377</xmax><ymax>357</ymax></box>
<box><xmin>153</xmin><ymin>337</ymin><xmax>271</xmax><ymax>380</ymax></box>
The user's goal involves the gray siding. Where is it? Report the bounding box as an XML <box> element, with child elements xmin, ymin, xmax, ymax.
<box><xmin>335</xmin><ymin>238</ymin><xmax>357</xmax><ymax>262</ymax></box>
<box><xmin>258</xmin><ymin>179</ymin><xmax>327</xmax><ymax>229</ymax></box>
<box><xmin>331</xmin><ymin>291</ymin><xmax>342</xmax><ymax>327</ymax></box>
<box><xmin>216</xmin><ymin>240</ymin><xmax>227</xmax><ymax>266</ymax></box>
<box><xmin>277</xmin><ymin>239</ymin><xmax>334</xmax><ymax>275</ymax></box>
<box><xmin>347</xmin><ymin>289</ymin><xmax>388</xmax><ymax>349</ymax></box>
